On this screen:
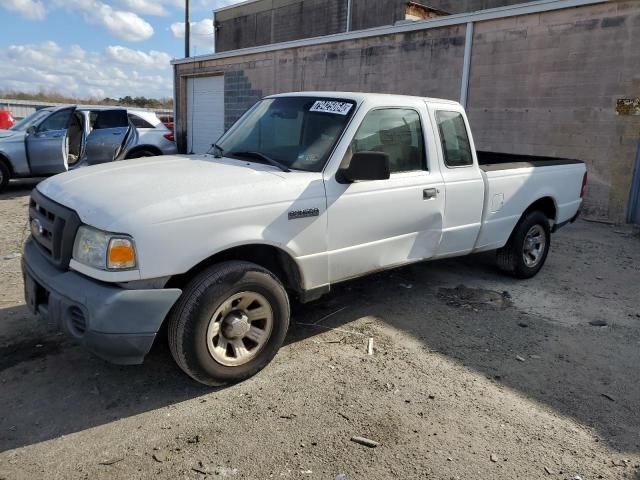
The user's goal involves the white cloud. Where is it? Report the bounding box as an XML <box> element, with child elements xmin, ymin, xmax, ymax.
<box><xmin>0</xmin><ymin>0</ymin><xmax>45</xmax><ymax>20</ymax></box>
<box><xmin>119</xmin><ymin>0</ymin><xmax>168</xmax><ymax>16</ymax></box>
<box><xmin>53</xmin><ymin>0</ymin><xmax>154</xmax><ymax>42</ymax></box>
<box><xmin>170</xmin><ymin>18</ymin><xmax>214</xmax><ymax>51</ymax></box>
<box><xmin>68</xmin><ymin>45</ymin><xmax>87</xmax><ymax>60</ymax></box>
<box><xmin>106</xmin><ymin>45</ymin><xmax>172</xmax><ymax>69</ymax></box>
<box><xmin>159</xmin><ymin>0</ymin><xmax>186</xmax><ymax>9</ymax></box>
<box><xmin>87</xmin><ymin>87</ymin><xmax>106</xmax><ymax>98</ymax></box>
<box><xmin>195</xmin><ymin>0</ymin><xmax>245</xmax><ymax>9</ymax></box>
<box><xmin>0</xmin><ymin>41</ymin><xmax>174</xmax><ymax>99</ymax></box>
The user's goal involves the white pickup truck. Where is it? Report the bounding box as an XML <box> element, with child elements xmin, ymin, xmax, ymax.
<box><xmin>21</xmin><ymin>92</ymin><xmax>587</xmax><ymax>385</ymax></box>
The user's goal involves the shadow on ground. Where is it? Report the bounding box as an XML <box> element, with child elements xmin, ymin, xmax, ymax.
<box><xmin>1</xmin><ymin>251</ymin><xmax>638</xmax><ymax>455</ymax></box>
<box><xmin>0</xmin><ymin>178</ymin><xmax>42</xmax><ymax>200</ymax></box>
<box><xmin>288</xmin><ymin>254</ymin><xmax>640</xmax><ymax>455</ymax></box>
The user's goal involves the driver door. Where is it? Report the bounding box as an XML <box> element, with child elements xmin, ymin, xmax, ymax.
<box><xmin>325</xmin><ymin>105</ymin><xmax>445</xmax><ymax>283</ymax></box>
<box><xmin>84</xmin><ymin>109</ymin><xmax>136</xmax><ymax>165</ymax></box>
<box><xmin>26</xmin><ymin>107</ymin><xmax>75</xmax><ymax>175</ymax></box>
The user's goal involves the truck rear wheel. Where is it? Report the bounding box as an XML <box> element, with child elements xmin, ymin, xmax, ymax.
<box><xmin>496</xmin><ymin>210</ymin><xmax>550</xmax><ymax>279</ymax></box>
<box><xmin>167</xmin><ymin>261</ymin><xmax>290</xmax><ymax>386</ymax></box>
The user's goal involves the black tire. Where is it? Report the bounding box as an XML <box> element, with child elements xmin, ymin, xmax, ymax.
<box><xmin>167</xmin><ymin>261</ymin><xmax>290</xmax><ymax>386</ymax></box>
<box><xmin>0</xmin><ymin>160</ymin><xmax>10</xmax><ymax>193</ymax></box>
<box><xmin>496</xmin><ymin>210</ymin><xmax>551</xmax><ymax>279</ymax></box>
<box><xmin>127</xmin><ymin>149</ymin><xmax>157</xmax><ymax>159</ymax></box>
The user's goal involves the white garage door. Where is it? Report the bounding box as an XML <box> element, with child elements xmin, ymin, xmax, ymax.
<box><xmin>186</xmin><ymin>75</ymin><xmax>225</xmax><ymax>154</ymax></box>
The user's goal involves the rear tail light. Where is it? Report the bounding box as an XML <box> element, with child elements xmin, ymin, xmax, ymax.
<box><xmin>163</xmin><ymin>132</ymin><xmax>175</xmax><ymax>142</ymax></box>
<box><xmin>580</xmin><ymin>172</ymin><xmax>588</xmax><ymax>198</ymax></box>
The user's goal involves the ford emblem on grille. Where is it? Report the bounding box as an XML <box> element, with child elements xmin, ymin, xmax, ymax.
<box><xmin>31</xmin><ymin>218</ymin><xmax>44</xmax><ymax>237</ymax></box>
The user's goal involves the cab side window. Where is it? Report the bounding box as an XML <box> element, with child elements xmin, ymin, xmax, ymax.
<box><xmin>350</xmin><ymin>108</ymin><xmax>426</xmax><ymax>173</ymax></box>
<box><xmin>435</xmin><ymin>111</ymin><xmax>473</xmax><ymax>167</ymax></box>
<box><xmin>38</xmin><ymin>109</ymin><xmax>72</xmax><ymax>132</ymax></box>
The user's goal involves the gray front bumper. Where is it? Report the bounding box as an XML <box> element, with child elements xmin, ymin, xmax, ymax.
<box><xmin>22</xmin><ymin>238</ymin><xmax>182</xmax><ymax>365</ymax></box>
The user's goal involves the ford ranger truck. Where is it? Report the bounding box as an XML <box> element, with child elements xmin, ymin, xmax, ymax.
<box><xmin>21</xmin><ymin>92</ymin><xmax>587</xmax><ymax>385</ymax></box>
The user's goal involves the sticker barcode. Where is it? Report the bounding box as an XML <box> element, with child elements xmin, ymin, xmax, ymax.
<box><xmin>309</xmin><ymin>100</ymin><xmax>353</xmax><ymax>115</ymax></box>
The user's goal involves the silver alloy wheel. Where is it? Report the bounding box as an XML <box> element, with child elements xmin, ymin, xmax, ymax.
<box><xmin>206</xmin><ymin>291</ymin><xmax>274</xmax><ymax>367</ymax></box>
<box><xmin>522</xmin><ymin>224</ymin><xmax>546</xmax><ymax>268</ymax></box>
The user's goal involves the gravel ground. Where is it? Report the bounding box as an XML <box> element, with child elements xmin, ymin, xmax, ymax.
<box><xmin>1</xmin><ymin>179</ymin><xmax>640</xmax><ymax>480</ymax></box>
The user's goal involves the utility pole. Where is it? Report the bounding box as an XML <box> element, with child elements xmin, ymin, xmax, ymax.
<box><xmin>185</xmin><ymin>0</ymin><xmax>190</xmax><ymax>58</ymax></box>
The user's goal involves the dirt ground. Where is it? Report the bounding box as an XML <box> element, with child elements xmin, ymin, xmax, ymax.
<box><xmin>1</xmin><ymin>179</ymin><xmax>640</xmax><ymax>480</ymax></box>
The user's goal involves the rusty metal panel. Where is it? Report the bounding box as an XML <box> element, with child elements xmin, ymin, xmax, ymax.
<box><xmin>406</xmin><ymin>2</ymin><xmax>450</xmax><ymax>21</ymax></box>
<box><xmin>616</xmin><ymin>98</ymin><xmax>640</xmax><ymax>116</ymax></box>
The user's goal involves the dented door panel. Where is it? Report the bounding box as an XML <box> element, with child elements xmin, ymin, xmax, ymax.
<box><xmin>26</xmin><ymin>107</ymin><xmax>75</xmax><ymax>175</ymax></box>
<box><xmin>84</xmin><ymin>109</ymin><xmax>132</xmax><ymax>165</ymax></box>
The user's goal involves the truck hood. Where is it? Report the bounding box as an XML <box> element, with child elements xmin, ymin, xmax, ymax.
<box><xmin>37</xmin><ymin>154</ymin><xmax>319</xmax><ymax>232</ymax></box>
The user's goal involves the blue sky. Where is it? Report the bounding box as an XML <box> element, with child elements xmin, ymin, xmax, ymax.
<box><xmin>0</xmin><ymin>0</ymin><xmax>244</xmax><ymax>99</ymax></box>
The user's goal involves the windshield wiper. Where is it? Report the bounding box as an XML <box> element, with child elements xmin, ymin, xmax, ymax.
<box><xmin>208</xmin><ymin>143</ymin><xmax>224</xmax><ymax>158</ymax></box>
<box><xmin>228</xmin><ymin>151</ymin><xmax>291</xmax><ymax>173</ymax></box>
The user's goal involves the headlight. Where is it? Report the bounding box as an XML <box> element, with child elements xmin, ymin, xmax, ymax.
<box><xmin>72</xmin><ymin>225</ymin><xmax>137</xmax><ymax>270</ymax></box>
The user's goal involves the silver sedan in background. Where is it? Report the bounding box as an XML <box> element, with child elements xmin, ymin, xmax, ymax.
<box><xmin>0</xmin><ymin>106</ymin><xmax>177</xmax><ymax>192</ymax></box>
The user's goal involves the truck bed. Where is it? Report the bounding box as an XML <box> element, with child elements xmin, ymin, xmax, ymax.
<box><xmin>477</xmin><ymin>151</ymin><xmax>584</xmax><ymax>172</ymax></box>
<box><xmin>473</xmin><ymin>150</ymin><xmax>585</xmax><ymax>253</ymax></box>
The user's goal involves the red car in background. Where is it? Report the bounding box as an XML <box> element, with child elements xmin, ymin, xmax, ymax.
<box><xmin>0</xmin><ymin>110</ymin><xmax>15</xmax><ymax>130</ymax></box>
<box><xmin>158</xmin><ymin>113</ymin><xmax>173</xmax><ymax>131</ymax></box>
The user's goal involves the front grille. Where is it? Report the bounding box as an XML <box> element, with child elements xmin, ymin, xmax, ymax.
<box><xmin>68</xmin><ymin>306</ymin><xmax>87</xmax><ymax>336</ymax></box>
<box><xmin>29</xmin><ymin>189</ymin><xmax>81</xmax><ymax>269</ymax></box>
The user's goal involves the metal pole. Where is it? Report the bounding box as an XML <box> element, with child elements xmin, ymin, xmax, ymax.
<box><xmin>627</xmin><ymin>140</ymin><xmax>640</xmax><ymax>224</ymax></box>
<box><xmin>460</xmin><ymin>21</ymin><xmax>474</xmax><ymax>108</ymax></box>
<box><xmin>346</xmin><ymin>0</ymin><xmax>352</xmax><ymax>32</ymax></box>
<box><xmin>185</xmin><ymin>0</ymin><xmax>190</xmax><ymax>58</ymax></box>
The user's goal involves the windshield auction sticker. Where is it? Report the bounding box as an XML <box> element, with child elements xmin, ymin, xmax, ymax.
<box><xmin>309</xmin><ymin>100</ymin><xmax>353</xmax><ymax>115</ymax></box>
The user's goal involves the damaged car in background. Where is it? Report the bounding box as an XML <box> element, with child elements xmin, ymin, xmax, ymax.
<box><xmin>0</xmin><ymin>106</ymin><xmax>176</xmax><ymax>192</ymax></box>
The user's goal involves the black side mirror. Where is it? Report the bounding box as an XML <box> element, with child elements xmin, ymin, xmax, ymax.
<box><xmin>339</xmin><ymin>151</ymin><xmax>390</xmax><ymax>182</ymax></box>
<box><xmin>26</xmin><ymin>126</ymin><xmax>37</xmax><ymax>135</ymax></box>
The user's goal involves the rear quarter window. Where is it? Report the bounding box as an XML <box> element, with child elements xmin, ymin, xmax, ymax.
<box><xmin>435</xmin><ymin>111</ymin><xmax>473</xmax><ymax>167</ymax></box>
<box><xmin>128</xmin><ymin>114</ymin><xmax>155</xmax><ymax>129</ymax></box>
<box><xmin>91</xmin><ymin>110</ymin><xmax>129</xmax><ymax>129</ymax></box>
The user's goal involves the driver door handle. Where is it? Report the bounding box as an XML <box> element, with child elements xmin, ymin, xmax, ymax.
<box><xmin>423</xmin><ymin>188</ymin><xmax>438</xmax><ymax>200</ymax></box>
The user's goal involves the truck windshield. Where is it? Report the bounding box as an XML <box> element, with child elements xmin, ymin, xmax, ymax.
<box><xmin>217</xmin><ymin>96</ymin><xmax>357</xmax><ymax>172</ymax></box>
<box><xmin>10</xmin><ymin>109</ymin><xmax>53</xmax><ymax>131</ymax></box>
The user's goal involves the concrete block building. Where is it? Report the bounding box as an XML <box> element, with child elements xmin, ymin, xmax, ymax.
<box><xmin>172</xmin><ymin>0</ymin><xmax>640</xmax><ymax>223</ymax></box>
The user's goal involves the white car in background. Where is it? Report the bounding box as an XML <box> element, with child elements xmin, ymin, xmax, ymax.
<box><xmin>127</xmin><ymin>109</ymin><xmax>177</xmax><ymax>158</ymax></box>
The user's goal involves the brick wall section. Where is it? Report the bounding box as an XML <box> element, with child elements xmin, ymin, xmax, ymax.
<box><xmin>466</xmin><ymin>1</ymin><xmax>640</xmax><ymax>220</ymax></box>
<box><xmin>177</xmin><ymin>25</ymin><xmax>465</xmax><ymax>137</ymax></box>
<box><xmin>270</xmin><ymin>28</ymin><xmax>466</xmax><ymax>97</ymax></box>
<box><xmin>273</xmin><ymin>0</ymin><xmax>347</xmax><ymax>44</ymax></box>
<box><xmin>216</xmin><ymin>14</ymin><xmax>261</xmax><ymax>51</ymax></box>
<box><xmin>216</xmin><ymin>0</ymin><xmax>347</xmax><ymax>52</ymax></box>
<box><xmin>427</xmin><ymin>0</ymin><xmax>535</xmax><ymax>14</ymax></box>
<box><xmin>350</xmin><ymin>0</ymin><xmax>405</xmax><ymax>30</ymax></box>
<box><xmin>178</xmin><ymin>0</ymin><xmax>640</xmax><ymax>221</ymax></box>
<box><xmin>223</xmin><ymin>71</ymin><xmax>264</xmax><ymax>130</ymax></box>
<box><xmin>216</xmin><ymin>0</ymin><xmax>534</xmax><ymax>51</ymax></box>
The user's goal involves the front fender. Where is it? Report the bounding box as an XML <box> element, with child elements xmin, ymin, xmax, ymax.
<box><xmin>0</xmin><ymin>147</ymin><xmax>28</xmax><ymax>176</ymax></box>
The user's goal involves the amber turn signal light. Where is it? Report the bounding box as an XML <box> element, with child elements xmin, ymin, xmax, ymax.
<box><xmin>107</xmin><ymin>238</ymin><xmax>136</xmax><ymax>269</ymax></box>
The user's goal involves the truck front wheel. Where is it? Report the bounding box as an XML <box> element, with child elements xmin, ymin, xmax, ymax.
<box><xmin>496</xmin><ymin>210</ymin><xmax>551</xmax><ymax>279</ymax></box>
<box><xmin>167</xmin><ymin>261</ymin><xmax>290</xmax><ymax>386</ymax></box>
